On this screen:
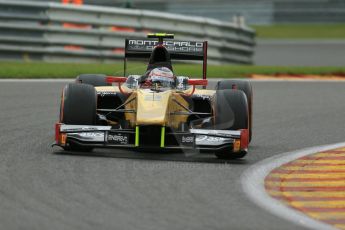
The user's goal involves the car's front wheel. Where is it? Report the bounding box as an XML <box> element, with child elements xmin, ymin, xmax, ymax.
<box><xmin>216</xmin><ymin>79</ymin><xmax>252</xmax><ymax>142</ymax></box>
<box><xmin>213</xmin><ymin>89</ymin><xmax>249</xmax><ymax>159</ymax></box>
<box><xmin>60</xmin><ymin>83</ymin><xmax>97</xmax><ymax>152</ymax></box>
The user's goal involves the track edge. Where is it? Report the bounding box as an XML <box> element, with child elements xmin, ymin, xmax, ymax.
<box><xmin>241</xmin><ymin>142</ymin><xmax>345</xmax><ymax>230</ymax></box>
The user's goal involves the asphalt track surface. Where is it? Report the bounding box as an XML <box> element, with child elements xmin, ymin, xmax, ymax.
<box><xmin>255</xmin><ymin>39</ymin><xmax>345</xmax><ymax>66</ymax></box>
<box><xmin>1</xmin><ymin>80</ymin><xmax>345</xmax><ymax>230</ymax></box>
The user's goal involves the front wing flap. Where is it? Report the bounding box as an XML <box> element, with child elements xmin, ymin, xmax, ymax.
<box><xmin>54</xmin><ymin>123</ymin><xmax>249</xmax><ymax>153</ymax></box>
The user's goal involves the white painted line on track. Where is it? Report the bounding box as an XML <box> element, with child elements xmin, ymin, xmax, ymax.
<box><xmin>241</xmin><ymin>142</ymin><xmax>345</xmax><ymax>230</ymax></box>
<box><xmin>248</xmin><ymin>79</ymin><xmax>345</xmax><ymax>83</ymax></box>
<box><xmin>257</xmin><ymin>39</ymin><xmax>345</xmax><ymax>45</ymax></box>
<box><xmin>0</xmin><ymin>79</ymin><xmax>74</xmax><ymax>82</ymax></box>
<box><xmin>2</xmin><ymin>79</ymin><xmax>345</xmax><ymax>83</ymax></box>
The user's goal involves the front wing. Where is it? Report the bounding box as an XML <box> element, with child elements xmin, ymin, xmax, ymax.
<box><xmin>54</xmin><ymin>123</ymin><xmax>249</xmax><ymax>153</ymax></box>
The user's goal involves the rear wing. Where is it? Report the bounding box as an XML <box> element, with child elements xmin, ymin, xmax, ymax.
<box><xmin>125</xmin><ymin>39</ymin><xmax>207</xmax><ymax>60</ymax></box>
<box><xmin>124</xmin><ymin>38</ymin><xmax>208</xmax><ymax>79</ymax></box>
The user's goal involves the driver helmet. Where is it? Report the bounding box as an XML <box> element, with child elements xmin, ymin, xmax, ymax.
<box><xmin>148</xmin><ymin>67</ymin><xmax>175</xmax><ymax>88</ymax></box>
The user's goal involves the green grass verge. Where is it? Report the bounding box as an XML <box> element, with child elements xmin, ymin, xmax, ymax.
<box><xmin>252</xmin><ymin>24</ymin><xmax>345</xmax><ymax>39</ymax></box>
<box><xmin>0</xmin><ymin>62</ymin><xmax>344</xmax><ymax>79</ymax></box>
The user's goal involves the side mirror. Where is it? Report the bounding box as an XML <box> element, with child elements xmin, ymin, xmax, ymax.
<box><xmin>176</xmin><ymin>76</ymin><xmax>189</xmax><ymax>90</ymax></box>
<box><xmin>106</xmin><ymin>76</ymin><xmax>128</xmax><ymax>95</ymax></box>
<box><xmin>183</xmin><ymin>79</ymin><xmax>208</xmax><ymax>97</ymax></box>
<box><xmin>126</xmin><ymin>75</ymin><xmax>141</xmax><ymax>89</ymax></box>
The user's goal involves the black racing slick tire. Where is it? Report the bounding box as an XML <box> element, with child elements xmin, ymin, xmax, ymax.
<box><xmin>213</xmin><ymin>90</ymin><xmax>248</xmax><ymax>159</ymax></box>
<box><xmin>60</xmin><ymin>83</ymin><xmax>97</xmax><ymax>152</ymax></box>
<box><xmin>216</xmin><ymin>80</ymin><xmax>252</xmax><ymax>142</ymax></box>
<box><xmin>76</xmin><ymin>74</ymin><xmax>111</xmax><ymax>87</ymax></box>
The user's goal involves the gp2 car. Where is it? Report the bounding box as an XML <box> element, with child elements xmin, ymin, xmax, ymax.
<box><xmin>54</xmin><ymin>33</ymin><xmax>253</xmax><ymax>159</ymax></box>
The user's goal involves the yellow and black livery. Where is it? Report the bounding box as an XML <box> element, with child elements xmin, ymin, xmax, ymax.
<box><xmin>54</xmin><ymin>33</ymin><xmax>252</xmax><ymax>159</ymax></box>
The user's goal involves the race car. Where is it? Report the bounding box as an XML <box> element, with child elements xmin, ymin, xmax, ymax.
<box><xmin>54</xmin><ymin>33</ymin><xmax>253</xmax><ymax>159</ymax></box>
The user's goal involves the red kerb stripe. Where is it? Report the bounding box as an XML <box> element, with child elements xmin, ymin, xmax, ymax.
<box><xmin>283</xmin><ymin>163</ymin><xmax>345</xmax><ymax>167</ymax></box>
<box><xmin>297</xmin><ymin>207</ymin><xmax>345</xmax><ymax>212</ymax></box>
<box><xmin>266</xmin><ymin>185</ymin><xmax>345</xmax><ymax>192</ymax></box>
<box><xmin>265</xmin><ymin>177</ymin><xmax>345</xmax><ymax>182</ymax></box>
<box><xmin>270</xmin><ymin>195</ymin><xmax>345</xmax><ymax>202</ymax></box>
<box><xmin>299</xmin><ymin>156</ymin><xmax>345</xmax><ymax>160</ymax></box>
<box><xmin>271</xmin><ymin>169</ymin><xmax>345</xmax><ymax>174</ymax></box>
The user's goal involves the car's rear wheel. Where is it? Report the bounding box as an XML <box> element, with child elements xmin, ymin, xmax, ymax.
<box><xmin>76</xmin><ymin>74</ymin><xmax>110</xmax><ymax>87</ymax></box>
<box><xmin>216</xmin><ymin>80</ymin><xmax>252</xmax><ymax>142</ymax></box>
<box><xmin>60</xmin><ymin>83</ymin><xmax>97</xmax><ymax>151</ymax></box>
<box><xmin>213</xmin><ymin>89</ymin><xmax>248</xmax><ymax>159</ymax></box>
